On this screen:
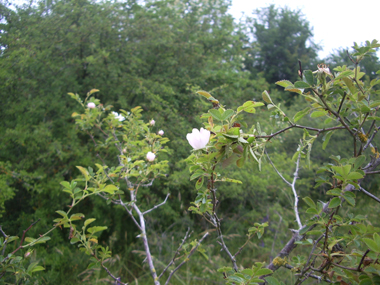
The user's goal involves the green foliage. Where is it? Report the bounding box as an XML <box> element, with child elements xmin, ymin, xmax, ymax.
<box><xmin>244</xmin><ymin>5</ymin><xmax>320</xmax><ymax>86</ymax></box>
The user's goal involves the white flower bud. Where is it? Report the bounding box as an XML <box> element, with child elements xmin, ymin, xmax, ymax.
<box><xmin>146</xmin><ymin>151</ymin><xmax>156</xmax><ymax>162</ymax></box>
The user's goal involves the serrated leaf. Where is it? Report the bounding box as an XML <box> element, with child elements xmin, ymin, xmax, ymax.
<box><xmin>76</xmin><ymin>166</ymin><xmax>90</xmax><ymax>181</ymax></box>
<box><xmin>241</xmin><ymin>268</ymin><xmax>254</xmax><ymax>276</ymax></box>
<box><xmin>347</xmin><ymin>172</ymin><xmax>364</xmax><ymax>180</ymax></box>
<box><xmin>303</xmin><ymin>70</ymin><xmax>314</xmax><ymax>85</ymax></box>
<box><xmin>190</xmin><ymin>171</ymin><xmax>204</xmax><ymax>181</ymax></box>
<box><xmin>294</xmin><ymin>81</ymin><xmax>311</xmax><ymax>89</ymax></box>
<box><xmin>102</xmin><ymin>184</ymin><xmax>118</xmax><ymax>194</ymax></box>
<box><xmin>303</xmin><ymin>197</ymin><xmax>316</xmax><ymax>208</ymax></box>
<box><xmin>87</xmin><ymin>226</ymin><xmax>108</xmax><ymax>234</ymax></box>
<box><xmin>84</xmin><ymin>218</ymin><xmax>96</xmax><ymax>227</ymax></box>
<box><xmin>276</xmin><ymin>80</ymin><xmax>293</xmax><ymax>88</ymax></box>
<box><xmin>221</xmin><ymin>109</ymin><xmax>234</xmax><ymax>121</ymax></box>
<box><xmin>294</xmin><ymin>107</ymin><xmax>310</xmax><ymax>122</ymax></box>
<box><xmin>196</xmin><ymin>90</ymin><xmax>212</xmax><ymax>99</ymax></box>
<box><xmin>329</xmin><ymin>197</ymin><xmax>341</xmax><ymax>208</ymax></box>
<box><xmin>262</xmin><ymin>90</ymin><xmax>272</xmax><ymax>103</ymax></box>
<box><xmin>60</xmin><ymin>181</ymin><xmax>71</xmax><ymax>189</ymax></box>
<box><xmin>31</xmin><ymin>266</ymin><xmax>45</xmax><ymax>273</ymax></box>
<box><xmin>265</xmin><ymin>276</ymin><xmax>281</xmax><ymax>285</ymax></box>
<box><xmin>322</xmin><ymin>131</ymin><xmax>334</xmax><ymax>150</ymax></box>
<box><xmin>362</xmin><ymin>238</ymin><xmax>380</xmax><ymax>253</ymax></box>
<box><xmin>310</xmin><ymin>110</ymin><xmax>328</xmax><ymax>118</ymax></box>
<box><xmin>255</xmin><ymin>268</ymin><xmax>273</xmax><ymax>276</ymax></box>
<box><xmin>195</xmin><ymin>177</ymin><xmax>204</xmax><ymax>189</ymax></box>
<box><xmin>56</xmin><ymin>210</ymin><xmax>68</xmax><ymax>218</ymax></box>
<box><xmin>343</xmin><ymin>193</ymin><xmax>356</xmax><ymax>207</ymax></box>
<box><xmin>209</xmin><ymin>109</ymin><xmax>223</xmax><ymax>121</ymax></box>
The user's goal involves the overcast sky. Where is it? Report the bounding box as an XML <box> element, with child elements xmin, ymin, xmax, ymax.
<box><xmin>229</xmin><ymin>0</ymin><xmax>380</xmax><ymax>59</ymax></box>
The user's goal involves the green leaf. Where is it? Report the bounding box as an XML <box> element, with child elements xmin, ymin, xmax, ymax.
<box><xmin>303</xmin><ymin>70</ymin><xmax>314</xmax><ymax>85</ymax></box>
<box><xmin>347</xmin><ymin>172</ymin><xmax>364</xmax><ymax>180</ymax></box>
<box><xmin>60</xmin><ymin>181</ymin><xmax>71</xmax><ymax>189</ymax></box>
<box><xmin>310</xmin><ymin>110</ymin><xmax>328</xmax><ymax>118</ymax></box>
<box><xmin>220</xmin><ymin>177</ymin><xmax>242</xmax><ymax>184</ymax></box>
<box><xmin>262</xmin><ymin>90</ymin><xmax>272</xmax><ymax>103</ymax></box>
<box><xmin>294</xmin><ymin>81</ymin><xmax>311</xmax><ymax>89</ymax></box>
<box><xmin>31</xmin><ymin>266</ymin><xmax>45</xmax><ymax>273</ymax></box>
<box><xmin>190</xmin><ymin>171</ymin><xmax>204</xmax><ymax>181</ymax></box>
<box><xmin>102</xmin><ymin>184</ymin><xmax>118</xmax><ymax>194</ymax></box>
<box><xmin>84</xmin><ymin>218</ymin><xmax>96</xmax><ymax>227</ymax></box>
<box><xmin>241</xmin><ymin>268</ymin><xmax>254</xmax><ymax>276</ymax></box>
<box><xmin>265</xmin><ymin>276</ymin><xmax>281</xmax><ymax>285</ymax></box>
<box><xmin>293</xmin><ymin>107</ymin><xmax>310</xmax><ymax>122</ymax></box>
<box><xmin>32</xmin><ymin>236</ymin><xmax>51</xmax><ymax>244</ymax></box>
<box><xmin>236</xmin><ymin>156</ymin><xmax>245</xmax><ymax>168</ymax></box>
<box><xmin>87</xmin><ymin>226</ymin><xmax>108</xmax><ymax>234</ymax></box>
<box><xmin>326</xmin><ymin>189</ymin><xmax>341</xmax><ymax>196</ymax></box>
<box><xmin>275</xmin><ymin>80</ymin><xmax>293</xmax><ymax>88</ymax></box>
<box><xmin>195</xmin><ymin>177</ymin><xmax>204</xmax><ymax>189</ymax></box>
<box><xmin>302</xmin><ymin>197</ymin><xmax>316</xmax><ymax>209</ymax></box>
<box><xmin>255</xmin><ymin>268</ymin><xmax>273</xmax><ymax>276</ymax></box>
<box><xmin>328</xmin><ymin>197</ymin><xmax>341</xmax><ymax>208</ymax></box>
<box><xmin>221</xmin><ymin>109</ymin><xmax>234</xmax><ymax>120</ymax></box>
<box><xmin>76</xmin><ymin>166</ymin><xmax>90</xmax><ymax>181</ymax></box>
<box><xmin>362</xmin><ymin>238</ymin><xmax>380</xmax><ymax>253</ymax></box>
<box><xmin>322</xmin><ymin>131</ymin><xmax>334</xmax><ymax>150</ymax></box>
<box><xmin>343</xmin><ymin>192</ymin><xmax>356</xmax><ymax>207</ymax></box>
<box><xmin>208</xmin><ymin>109</ymin><xmax>223</xmax><ymax>121</ymax></box>
<box><xmin>335</xmin><ymin>70</ymin><xmax>354</xmax><ymax>80</ymax></box>
<box><xmin>56</xmin><ymin>210</ymin><xmax>68</xmax><ymax>218</ymax></box>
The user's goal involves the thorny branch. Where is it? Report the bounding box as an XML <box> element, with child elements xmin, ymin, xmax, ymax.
<box><xmin>2</xmin><ymin>219</ymin><xmax>41</xmax><ymax>263</ymax></box>
<box><xmin>265</xmin><ymin>149</ymin><xmax>302</xmax><ymax>229</ymax></box>
<box><xmin>358</xmin><ymin>187</ymin><xmax>380</xmax><ymax>203</ymax></box>
<box><xmin>164</xmin><ymin>232</ymin><xmax>209</xmax><ymax>285</ymax></box>
<box><xmin>158</xmin><ymin>228</ymin><xmax>191</xmax><ymax>280</ymax></box>
<box><xmin>143</xmin><ymin>193</ymin><xmax>170</xmax><ymax>215</ymax></box>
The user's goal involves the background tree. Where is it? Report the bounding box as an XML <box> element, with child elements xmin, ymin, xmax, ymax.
<box><xmin>243</xmin><ymin>5</ymin><xmax>320</xmax><ymax>87</ymax></box>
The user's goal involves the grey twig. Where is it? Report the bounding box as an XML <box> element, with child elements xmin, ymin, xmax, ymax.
<box><xmin>101</xmin><ymin>261</ymin><xmax>128</xmax><ymax>285</ymax></box>
<box><xmin>164</xmin><ymin>232</ymin><xmax>209</xmax><ymax>285</ymax></box>
<box><xmin>143</xmin><ymin>193</ymin><xmax>170</xmax><ymax>215</ymax></box>
<box><xmin>158</xmin><ymin>228</ymin><xmax>191</xmax><ymax>280</ymax></box>
<box><xmin>265</xmin><ymin>149</ymin><xmax>302</xmax><ymax>229</ymax></box>
<box><xmin>358</xmin><ymin>187</ymin><xmax>380</xmax><ymax>203</ymax></box>
<box><xmin>0</xmin><ymin>226</ymin><xmax>8</xmax><ymax>256</ymax></box>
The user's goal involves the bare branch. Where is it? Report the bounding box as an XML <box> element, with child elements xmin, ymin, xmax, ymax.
<box><xmin>358</xmin><ymin>249</ymin><xmax>370</xmax><ymax>271</ymax></box>
<box><xmin>0</xmin><ymin>226</ymin><xmax>8</xmax><ymax>256</ymax></box>
<box><xmin>164</xmin><ymin>232</ymin><xmax>209</xmax><ymax>285</ymax></box>
<box><xmin>252</xmin><ymin>125</ymin><xmax>345</xmax><ymax>140</ymax></box>
<box><xmin>265</xmin><ymin>149</ymin><xmax>302</xmax><ymax>229</ymax></box>
<box><xmin>358</xmin><ymin>187</ymin><xmax>380</xmax><ymax>203</ymax></box>
<box><xmin>363</xmin><ymin>125</ymin><xmax>380</xmax><ymax>151</ymax></box>
<box><xmin>101</xmin><ymin>261</ymin><xmax>128</xmax><ymax>285</ymax></box>
<box><xmin>158</xmin><ymin>228</ymin><xmax>191</xmax><ymax>280</ymax></box>
<box><xmin>130</xmin><ymin>193</ymin><xmax>159</xmax><ymax>285</ymax></box>
<box><xmin>265</xmin><ymin>149</ymin><xmax>291</xmax><ymax>187</ymax></box>
<box><xmin>365</xmin><ymin>170</ymin><xmax>380</xmax><ymax>175</ymax></box>
<box><xmin>118</xmin><ymin>195</ymin><xmax>142</xmax><ymax>231</ymax></box>
<box><xmin>2</xmin><ymin>219</ymin><xmax>41</xmax><ymax>263</ymax></box>
<box><xmin>143</xmin><ymin>193</ymin><xmax>170</xmax><ymax>215</ymax></box>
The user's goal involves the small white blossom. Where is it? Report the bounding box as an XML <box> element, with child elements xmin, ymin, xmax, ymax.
<box><xmin>316</xmin><ymin>64</ymin><xmax>332</xmax><ymax>76</ymax></box>
<box><xmin>149</xmin><ymin>119</ymin><xmax>155</xmax><ymax>126</ymax></box>
<box><xmin>186</xmin><ymin>128</ymin><xmax>210</xmax><ymax>150</ymax></box>
<box><xmin>112</xmin><ymin>111</ymin><xmax>125</xmax><ymax>122</ymax></box>
<box><xmin>158</xmin><ymin>130</ymin><xmax>164</xmax><ymax>136</ymax></box>
<box><xmin>146</xmin><ymin>151</ymin><xmax>156</xmax><ymax>162</ymax></box>
<box><xmin>87</xmin><ymin>102</ymin><xmax>96</xmax><ymax>109</ymax></box>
